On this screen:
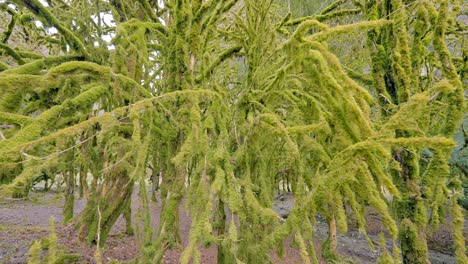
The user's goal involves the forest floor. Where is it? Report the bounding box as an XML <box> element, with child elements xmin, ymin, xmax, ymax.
<box><xmin>0</xmin><ymin>191</ymin><xmax>466</xmax><ymax>264</ymax></box>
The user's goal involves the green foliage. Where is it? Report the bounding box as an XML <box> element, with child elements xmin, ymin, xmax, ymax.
<box><xmin>26</xmin><ymin>217</ymin><xmax>81</xmax><ymax>264</ymax></box>
<box><xmin>377</xmin><ymin>233</ymin><xmax>393</xmax><ymax>264</ymax></box>
<box><xmin>364</xmin><ymin>0</ymin><xmax>466</xmax><ymax>262</ymax></box>
<box><xmin>27</xmin><ymin>240</ymin><xmax>41</xmax><ymax>264</ymax></box>
<box><xmin>1</xmin><ymin>0</ymin><xmax>466</xmax><ymax>263</ymax></box>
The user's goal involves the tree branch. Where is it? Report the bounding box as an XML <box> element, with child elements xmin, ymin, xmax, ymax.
<box><xmin>2</xmin><ymin>13</ymin><xmax>17</xmax><ymax>43</ymax></box>
<box><xmin>320</xmin><ymin>0</ymin><xmax>345</xmax><ymax>15</ymax></box>
<box><xmin>0</xmin><ymin>43</ymin><xmax>25</xmax><ymax>65</ymax></box>
<box><xmin>12</xmin><ymin>0</ymin><xmax>90</xmax><ymax>59</ymax></box>
<box><xmin>137</xmin><ymin>0</ymin><xmax>159</xmax><ymax>22</ymax></box>
<box><xmin>305</xmin><ymin>19</ymin><xmax>391</xmax><ymax>42</ymax></box>
<box><xmin>284</xmin><ymin>9</ymin><xmax>361</xmax><ymax>26</ymax></box>
<box><xmin>0</xmin><ymin>61</ymin><xmax>9</xmax><ymax>71</ymax></box>
<box><xmin>0</xmin><ymin>111</ymin><xmax>34</xmax><ymax>126</ymax></box>
<box><xmin>195</xmin><ymin>45</ymin><xmax>242</xmax><ymax>82</ymax></box>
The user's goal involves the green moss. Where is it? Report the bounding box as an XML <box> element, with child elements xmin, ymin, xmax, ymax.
<box><xmin>399</xmin><ymin>219</ymin><xmax>429</xmax><ymax>264</ymax></box>
<box><xmin>0</xmin><ymin>61</ymin><xmax>9</xmax><ymax>71</ymax></box>
<box><xmin>0</xmin><ymin>42</ymin><xmax>25</xmax><ymax>64</ymax></box>
<box><xmin>1</xmin><ymin>1</ymin><xmax>465</xmax><ymax>263</ymax></box>
<box><xmin>12</xmin><ymin>0</ymin><xmax>91</xmax><ymax>58</ymax></box>
<box><xmin>0</xmin><ymin>59</ymin><xmax>45</xmax><ymax>75</ymax></box>
<box><xmin>47</xmin><ymin>217</ymin><xmax>57</xmax><ymax>263</ymax></box>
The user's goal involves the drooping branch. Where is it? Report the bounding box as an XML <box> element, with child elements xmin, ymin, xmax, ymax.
<box><xmin>0</xmin><ymin>89</ymin><xmax>221</xmax><ymax>158</ymax></box>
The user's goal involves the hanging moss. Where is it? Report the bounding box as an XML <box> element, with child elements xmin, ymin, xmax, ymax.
<box><xmin>0</xmin><ymin>1</ymin><xmax>465</xmax><ymax>263</ymax></box>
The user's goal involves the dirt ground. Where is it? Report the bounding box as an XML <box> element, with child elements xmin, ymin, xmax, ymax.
<box><xmin>0</xmin><ymin>191</ymin><xmax>465</xmax><ymax>264</ymax></box>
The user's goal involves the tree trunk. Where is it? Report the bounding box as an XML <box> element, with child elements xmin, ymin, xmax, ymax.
<box><xmin>365</xmin><ymin>1</ymin><xmax>433</xmax><ymax>261</ymax></box>
<box><xmin>156</xmin><ymin>137</ymin><xmax>185</xmax><ymax>250</ymax></box>
<box><xmin>157</xmin><ymin>179</ymin><xmax>183</xmax><ymax>248</ymax></box>
<box><xmin>151</xmin><ymin>175</ymin><xmax>158</xmax><ymax>201</ymax></box>
<box><xmin>63</xmin><ymin>170</ymin><xmax>75</xmax><ymax>223</ymax></box>
<box><xmin>322</xmin><ymin>215</ymin><xmax>338</xmax><ymax>261</ymax></box>
<box><xmin>328</xmin><ymin>215</ymin><xmax>337</xmax><ymax>253</ymax></box>
<box><xmin>399</xmin><ymin>218</ymin><xmax>430</xmax><ymax>264</ymax></box>
<box><xmin>78</xmin><ymin>167</ymin><xmax>88</xmax><ymax>199</ymax></box>
<box><xmin>216</xmin><ymin>200</ymin><xmax>236</xmax><ymax>264</ymax></box>
<box><xmin>123</xmin><ymin>194</ymin><xmax>134</xmax><ymax>235</ymax></box>
<box><xmin>11</xmin><ymin>180</ymin><xmax>29</xmax><ymax>198</ymax></box>
<box><xmin>78</xmin><ymin>173</ymin><xmax>134</xmax><ymax>245</ymax></box>
<box><xmin>394</xmin><ymin>149</ymin><xmax>430</xmax><ymax>264</ymax></box>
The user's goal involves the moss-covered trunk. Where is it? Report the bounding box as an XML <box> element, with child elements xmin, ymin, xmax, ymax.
<box><xmin>399</xmin><ymin>218</ymin><xmax>429</xmax><ymax>264</ymax></box>
<box><xmin>78</xmin><ymin>167</ymin><xmax>88</xmax><ymax>199</ymax></box>
<box><xmin>78</xmin><ymin>173</ymin><xmax>134</xmax><ymax>245</ymax></box>
<box><xmin>63</xmin><ymin>170</ymin><xmax>75</xmax><ymax>223</ymax></box>
<box><xmin>151</xmin><ymin>154</ymin><xmax>160</xmax><ymax>202</ymax></box>
<box><xmin>157</xmin><ymin>160</ymin><xmax>184</xmax><ymax>249</ymax></box>
<box><xmin>393</xmin><ymin>148</ymin><xmax>429</xmax><ymax>263</ymax></box>
<box><xmin>215</xmin><ymin>200</ymin><xmax>236</xmax><ymax>264</ymax></box>
<box><xmin>322</xmin><ymin>215</ymin><xmax>338</xmax><ymax>261</ymax></box>
<box><xmin>365</xmin><ymin>1</ymin><xmax>431</xmax><ymax>262</ymax></box>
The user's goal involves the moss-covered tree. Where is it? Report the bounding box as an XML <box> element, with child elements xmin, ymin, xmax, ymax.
<box><xmin>364</xmin><ymin>0</ymin><xmax>466</xmax><ymax>262</ymax></box>
<box><xmin>0</xmin><ymin>0</ymin><xmax>465</xmax><ymax>263</ymax></box>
